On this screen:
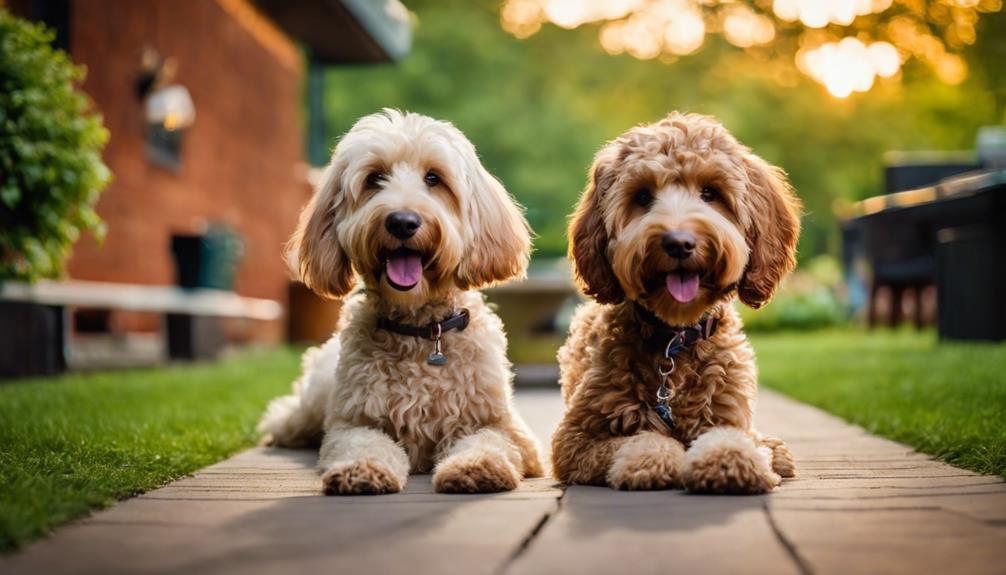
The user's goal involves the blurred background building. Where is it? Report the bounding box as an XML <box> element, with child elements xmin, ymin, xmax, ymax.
<box><xmin>4</xmin><ymin>0</ymin><xmax>411</xmax><ymax>346</ymax></box>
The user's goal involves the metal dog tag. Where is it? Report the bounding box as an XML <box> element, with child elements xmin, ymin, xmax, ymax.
<box><xmin>427</xmin><ymin>351</ymin><xmax>448</xmax><ymax>366</ymax></box>
<box><xmin>427</xmin><ymin>329</ymin><xmax>447</xmax><ymax>366</ymax></box>
<box><xmin>655</xmin><ymin>403</ymin><xmax>675</xmax><ymax>429</ymax></box>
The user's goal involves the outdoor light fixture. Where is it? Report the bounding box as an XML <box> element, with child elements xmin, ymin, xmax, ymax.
<box><xmin>135</xmin><ymin>47</ymin><xmax>195</xmax><ymax>170</ymax></box>
<box><xmin>145</xmin><ymin>85</ymin><xmax>196</xmax><ymax>132</ymax></box>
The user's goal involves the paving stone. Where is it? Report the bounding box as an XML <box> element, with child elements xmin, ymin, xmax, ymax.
<box><xmin>771</xmin><ymin>483</ymin><xmax>1006</xmax><ymax>504</ymax></box>
<box><xmin>508</xmin><ymin>488</ymin><xmax>801</xmax><ymax>575</ymax></box>
<box><xmin>769</xmin><ymin>507</ymin><xmax>1006</xmax><ymax>575</ymax></box>
<box><xmin>1</xmin><ymin>497</ymin><xmax>558</xmax><ymax>575</ymax></box>
<box><xmin>146</xmin><ymin>455</ymin><xmax>562</xmax><ymax>502</ymax></box>
<box><xmin>770</xmin><ymin>492</ymin><xmax>1006</xmax><ymax>523</ymax></box>
<box><xmin>775</xmin><ymin>475</ymin><xmax>1005</xmax><ymax>491</ymax></box>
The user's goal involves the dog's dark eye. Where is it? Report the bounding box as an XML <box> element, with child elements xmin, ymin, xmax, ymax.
<box><xmin>365</xmin><ymin>172</ymin><xmax>385</xmax><ymax>189</ymax></box>
<box><xmin>700</xmin><ymin>185</ymin><xmax>719</xmax><ymax>203</ymax></box>
<box><xmin>633</xmin><ymin>187</ymin><xmax>654</xmax><ymax>208</ymax></box>
<box><xmin>423</xmin><ymin>171</ymin><xmax>441</xmax><ymax>187</ymax></box>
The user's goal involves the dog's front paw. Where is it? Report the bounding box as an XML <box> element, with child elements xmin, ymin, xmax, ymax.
<box><xmin>606</xmin><ymin>432</ymin><xmax>685</xmax><ymax>491</ymax></box>
<box><xmin>682</xmin><ymin>427</ymin><xmax>781</xmax><ymax>495</ymax></box>
<box><xmin>322</xmin><ymin>458</ymin><xmax>404</xmax><ymax>495</ymax></box>
<box><xmin>762</xmin><ymin>438</ymin><xmax>796</xmax><ymax>478</ymax></box>
<box><xmin>433</xmin><ymin>452</ymin><xmax>520</xmax><ymax>493</ymax></box>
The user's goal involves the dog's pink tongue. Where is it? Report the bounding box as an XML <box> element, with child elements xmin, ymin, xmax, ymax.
<box><xmin>386</xmin><ymin>252</ymin><xmax>423</xmax><ymax>288</ymax></box>
<box><xmin>666</xmin><ymin>271</ymin><xmax>700</xmax><ymax>303</ymax></box>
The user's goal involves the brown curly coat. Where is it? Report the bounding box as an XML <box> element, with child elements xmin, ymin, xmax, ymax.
<box><xmin>553</xmin><ymin>112</ymin><xmax>801</xmax><ymax>493</ymax></box>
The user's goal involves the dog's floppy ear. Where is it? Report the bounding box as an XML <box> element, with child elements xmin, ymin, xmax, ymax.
<box><xmin>569</xmin><ymin>145</ymin><xmax>624</xmax><ymax>304</ymax></box>
<box><xmin>286</xmin><ymin>161</ymin><xmax>355</xmax><ymax>299</ymax></box>
<box><xmin>738</xmin><ymin>152</ymin><xmax>802</xmax><ymax>309</ymax></box>
<box><xmin>456</xmin><ymin>159</ymin><xmax>532</xmax><ymax>289</ymax></box>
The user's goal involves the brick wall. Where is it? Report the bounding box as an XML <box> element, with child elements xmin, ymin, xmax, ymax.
<box><xmin>61</xmin><ymin>0</ymin><xmax>309</xmax><ymax>340</ymax></box>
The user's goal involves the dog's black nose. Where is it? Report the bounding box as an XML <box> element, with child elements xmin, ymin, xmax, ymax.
<box><xmin>662</xmin><ymin>231</ymin><xmax>696</xmax><ymax>259</ymax></box>
<box><xmin>385</xmin><ymin>211</ymin><xmax>421</xmax><ymax>240</ymax></box>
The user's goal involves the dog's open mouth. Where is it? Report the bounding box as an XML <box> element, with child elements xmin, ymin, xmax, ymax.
<box><xmin>383</xmin><ymin>247</ymin><xmax>426</xmax><ymax>291</ymax></box>
<box><xmin>666</xmin><ymin>269</ymin><xmax>701</xmax><ymax>303</ymax></box>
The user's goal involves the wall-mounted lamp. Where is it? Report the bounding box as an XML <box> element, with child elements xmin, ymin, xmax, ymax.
<box><xmin>145</xmin><ymin>85</ymin><xmax>195</xmax><ymax>132</ymax></box>
<box><xmin>136</xmin><ymin>47</ymin><xmax>195</xmax><ymax>170</ymax></box>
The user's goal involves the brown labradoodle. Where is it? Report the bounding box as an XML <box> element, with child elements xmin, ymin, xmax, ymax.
<box><xmin>552</xmin><ymin>112</ymin><xmax>801</xmax><ymax>494</ymax></box>
<box><xmin>258</xmin><ymin>110</ymin><xmax>543</xmax><ymax>495</ymax></box>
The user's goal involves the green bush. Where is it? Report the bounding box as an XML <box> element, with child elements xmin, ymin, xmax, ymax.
<box><xmin>0</xmin><ymin>10</ymin><xmax>110</xmax><ymax>282</ymax></box>
<box><xmin>740</xmin><ymin>255</ymin><xmax>848</xmax><ymax>332</ymax></box>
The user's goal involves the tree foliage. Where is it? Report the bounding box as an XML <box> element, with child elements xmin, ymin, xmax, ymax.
<box><xmin>322</xmin><ymin>0</ymin><xmax>1004</xmax><ymax>258</ymax></box>
<box><xmin>501</xmin><ymin>0</ymin><xmax>1003</xmax><ymax>98</ymax></box>
<box><xmin>0</xmin><ymin>10</ymin><xmax>110</xmax><ymax>281</ymax></box>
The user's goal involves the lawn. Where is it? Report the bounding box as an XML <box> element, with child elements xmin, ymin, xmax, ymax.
<box><xmin>0</xmin><ymin>348</ymin><xmax>301</xmax><ymax>551</ymax></box>
<box><xmin>752</xmin><ymin>328</ymin><xmax>1006</xmax><ymax>479</ymax></box>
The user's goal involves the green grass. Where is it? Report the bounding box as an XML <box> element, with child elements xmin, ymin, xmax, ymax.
<box><xmin>0</xmin><ymin>348</ymin><xmax>300</xmax><ymax>552</ymax></box>
<box><xmin>752</xmin><ymin>328</ymin><xmax>1006</xmax><ymax>479</ymax></box>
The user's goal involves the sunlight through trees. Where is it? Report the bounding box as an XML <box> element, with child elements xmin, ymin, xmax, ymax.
<box><xmin>500</xmin><ymin>0</ymin><xmax>1002</xmax><ymax>97</ymax></box>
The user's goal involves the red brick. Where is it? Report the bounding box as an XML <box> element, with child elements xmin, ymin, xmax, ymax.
<box><xmin>57</xmin><ymin>0</ymin><xmax>309</xmax><ymax>341</ymax></box>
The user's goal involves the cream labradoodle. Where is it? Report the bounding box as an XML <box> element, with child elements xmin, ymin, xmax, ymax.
<box><xmin>259</xmin><ymin>110</ymin><xmax>543</xmax><ymax>495</ymax></box>
<box><xmin>552</xmin><ymin>112</ymin><xmax>801</xmax><ymax>494</ymax></box>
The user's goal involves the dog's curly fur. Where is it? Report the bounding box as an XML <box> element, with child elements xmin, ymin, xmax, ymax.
<box><xmin>259</xmin><ymin>110</ymin><xmax>543</xmax><ymax>495</ymax></box>
<box><xmin>552</xmin><ymin>112</ymin><xmax>801</xmax><ymax>494</ymax></box>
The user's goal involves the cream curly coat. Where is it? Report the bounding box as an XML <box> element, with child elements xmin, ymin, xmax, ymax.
<box><xmin>259</xmin><ymin>110</ymin><xmax>543</xmax><ymax>495</ymax></box>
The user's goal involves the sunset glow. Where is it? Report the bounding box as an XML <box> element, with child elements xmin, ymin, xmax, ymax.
<box><xmin>798</xmin><ymin>38</ymin><xmax>902</xmax><ymax>97</ymax></box>
<box><xmin>499</xmin><ymin>0</ymin><xmax>1003</xmax><ymax>96</ymax></box>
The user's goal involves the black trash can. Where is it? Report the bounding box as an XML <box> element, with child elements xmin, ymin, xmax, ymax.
<box><xmin>170</xmin><ymin>226</ymin><xmax>243</xmax><ymax>290</ymax></box>
<box><xmin>167</xmin><ymin>225</ymin><xmax>243</xmax><ymax>360</ymax></box>
<box><xmin>936</xmin><ymin>224</ymin><xmax>1006</xmax><ymax>341</ymax></box>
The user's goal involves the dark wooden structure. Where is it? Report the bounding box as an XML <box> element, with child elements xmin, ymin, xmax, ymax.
<box><xmin>845</xmin><ymin>170</ymin><xmax>1006</xmax><ymax>341</ymax></box>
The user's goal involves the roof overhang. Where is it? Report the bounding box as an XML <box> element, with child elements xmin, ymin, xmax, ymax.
<box><xmin>251</xmin><ymin>0</ymin><xmax>412</xmax><ymax>64</ymax></box>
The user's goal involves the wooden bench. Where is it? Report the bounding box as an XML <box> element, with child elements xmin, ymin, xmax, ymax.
<box><xmin>0</xmin><ymin>280</ymin><xmax>282</xmax><ymax>378</ymax></box>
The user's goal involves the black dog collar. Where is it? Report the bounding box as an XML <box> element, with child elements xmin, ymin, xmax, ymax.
<box><xmin>376</xmin><ymin>309</ymin><xmax>470</xmax><ymax>340</ymax></box>
<box><xmin>632</xmin><ymin>302</ymin><xmax>719</xmax><ymax>353</ymax></box>
<box><xmin>376</xmin><ymin>309</ymin><xmax>470</xmax><ymax>366</ymax></box>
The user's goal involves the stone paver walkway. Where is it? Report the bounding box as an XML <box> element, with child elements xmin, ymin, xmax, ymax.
<box><xmin>3</xmin><ymin>389</ymin><xmax>1004</xmax><ymax>575</ymax></box>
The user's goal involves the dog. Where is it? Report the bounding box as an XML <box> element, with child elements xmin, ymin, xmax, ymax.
<box><xmin>259</xmin><ymin>109</ymin><xmax>543</xmax><ymax>495</ymax></box>
<box><xmin>551</xmin><ymin>112</ymin><xmax>801</xmax><ymax>494</ymax></box>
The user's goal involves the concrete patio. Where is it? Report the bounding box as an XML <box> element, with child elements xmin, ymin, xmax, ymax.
<box><xmin>2</xmin><ymin>388</ymin><xmax>1004</xmax><ymax>575</ymax></box>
